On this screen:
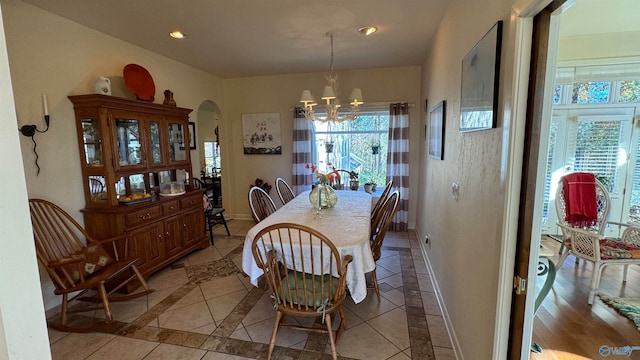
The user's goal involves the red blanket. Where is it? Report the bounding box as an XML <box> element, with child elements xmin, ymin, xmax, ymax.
<box><xmin>562</xmin><ymin>172</ymin><xmax>598</xmax><ymax>227</ymax></box>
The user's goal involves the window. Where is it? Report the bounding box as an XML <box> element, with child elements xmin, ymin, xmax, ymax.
<box><xmin>203</xmin><ymin>141</ymin><xmax>220</xmax><ymax>175</ymax></box>
<box><xmin>311</xmin><ymin>110</ymin><xmax>389</xmax><ymax>184</ymax></box>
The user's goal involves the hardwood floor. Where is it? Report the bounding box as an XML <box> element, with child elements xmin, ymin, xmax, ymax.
<box><xmin>531</xmin><ymin>238</ymin><xmax>640</xmax><ymax>359</ymax></box>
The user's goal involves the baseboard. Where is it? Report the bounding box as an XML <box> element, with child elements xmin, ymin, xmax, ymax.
<box><xmin>413</xmin><ymin>228</ymin><xmax>464</xmax><ymax>360</ymax></box>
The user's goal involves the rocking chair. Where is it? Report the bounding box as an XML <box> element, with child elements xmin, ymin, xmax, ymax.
<box><xmin>29</xmin><ymin>199</ymin><xmax>154</xmax><ymax>332</ymax></box>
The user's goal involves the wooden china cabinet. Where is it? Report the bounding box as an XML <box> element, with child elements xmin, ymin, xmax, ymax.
<box><xmin>68</xmin><ymin>94</ymin><xmax>208</xmax><ymax>292</ymax></box>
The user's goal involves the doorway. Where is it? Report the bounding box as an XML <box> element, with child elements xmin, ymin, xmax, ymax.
<box><xmin>196</xmin><ymin>100</ymin><xmax>223</xmax><ymax>206</ymax></box>
<box><xmin>516</xmin><ymin>0</ymin><xmax>640</xmax><ymax>358</ymax></box>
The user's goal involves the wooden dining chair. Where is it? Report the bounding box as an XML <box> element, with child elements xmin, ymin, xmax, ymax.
<box><xmin>371</xmin><ymin>180</ymin><xmax>393</xmax><ymax>223</ymax></box>
<box><xmin>275</xmin><ymin>177</ymin><xmax>295</xmax><ymax>205</ymax></box>
<box><xmin>249</xmin><ymin>186</ymin><xmax>277</xmax><ymax>223</ymax></box>
<box><xmin>251</xmin><ymin>223</ymin><xmax>353</xmax><ymax>360</ymax></box>
<box><xmin>28</xmin><ymin>199</ymin><xmax>154</xmax><ymax>332</ymax></box>
<box><xmin>369</xmin><ymin>191</ymin><xmax>400</xmax><ymax>300</ymax></box>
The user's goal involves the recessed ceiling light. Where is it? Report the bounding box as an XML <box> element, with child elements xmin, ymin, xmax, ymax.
<box><xmin>169</xmin><ymin>31</ymin><xmax>186</xmax><ymax>39</ymax></box>
<box><xmin>358</xmin><ymin>26</ymin><xmax>378</xmax><ymax>36</ymax></box>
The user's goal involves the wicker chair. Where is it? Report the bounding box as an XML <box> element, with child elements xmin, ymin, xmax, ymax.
<box><xmin>369</xmin><ymin>191</ymin><xmax>400</xmax><ymax>300</ymax></box>
<box><xmin>275</xmin><ymin>177</ymin><xmax>295</xmax><ymax>205</ymax></box>
<box><xmin>251</xmin><ymin>223</ymin><xmax>353</xmax><ymax>360</ymax></box>
<box><xmin>555</xmin><ymin>174</ymin><xmax>640</xmax><ymax>304</ymax></box>
<box><xmin>29</xmin><ymin>199</ymin><xmax>153</xmax><ymax>332</ymax></box>
<box><xmin>249</xmin><ymin>186</ymin><xmax>277</xmax><ymax>223</ymax></box>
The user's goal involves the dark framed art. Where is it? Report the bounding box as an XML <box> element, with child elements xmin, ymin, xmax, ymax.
<box><xmin>460</xmin><ymin>20</ymin><xmax>502</xmax><ymax>132</ymax></box>
<box><xmin>428</xmin><ymin>100</ymin><xmax>446</xmax><ymax>160</ymax></box>
<box><xmin>187</xmin><ymin>122</ymin><xmax>196</xmax><ymax>150</ymax></box>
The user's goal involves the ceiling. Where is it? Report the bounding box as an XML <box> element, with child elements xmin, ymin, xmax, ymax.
<box><xmin>18</xmin><ymin>0</ymin><xmax>635</xmax><ymax>79</ymax></box>
<box><xmin>19</xmin><ymin>0</ymin><xmax>450</xmax><ymax>78</ymax></box>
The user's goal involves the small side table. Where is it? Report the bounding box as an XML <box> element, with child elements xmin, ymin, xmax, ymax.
<box><xmin>532</xmin><ymin>243</ymin><xmax>556</xmax><ymax>354</ymax></box>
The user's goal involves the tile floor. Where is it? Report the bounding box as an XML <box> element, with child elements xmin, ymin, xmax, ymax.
<box><xmin>46</xmin><ymin>219</ymin><xmax>455</xmax><ymax>360</ymax></box>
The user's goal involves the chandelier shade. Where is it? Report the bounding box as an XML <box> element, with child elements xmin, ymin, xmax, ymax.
<box><xmin>299</xmin><ymin>33</ymin><xmax>363</xmax><ymax>122</ymax></box>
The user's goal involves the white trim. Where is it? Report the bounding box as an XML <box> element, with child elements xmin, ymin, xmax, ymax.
<box><xmin>493</xmin><ymin>0</ymin><xmax>552</xmax><ymax>359</ymax></box>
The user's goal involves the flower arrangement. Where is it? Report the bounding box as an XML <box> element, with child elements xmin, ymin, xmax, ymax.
<box><xmin>251</xmin><ymin>178</ymin><xmax>272</xmax><ymax>193</ymax></box>
<box><xmin>306</xmin><ymin>163</ymin><xmax>341</xmax><ymax>185</ymax></box>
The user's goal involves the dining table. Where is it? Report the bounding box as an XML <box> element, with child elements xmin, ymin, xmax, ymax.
<box><xmin>242</xmin><ymin>189</ymin><xmax>376</xmax><ymax>303</ymax></box>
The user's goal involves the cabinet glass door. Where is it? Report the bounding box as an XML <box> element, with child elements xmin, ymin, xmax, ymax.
<box><xmin>149</xmin><ymin>120</ymin><xmax>163</xmax><ymax>166</ymax></box>
<box><xmin>81</xmin><ymin>118</ymin><xmax>103</xmax><ymax>167</ymax></box>
<box><xmin>168</xmin><ymin>122</ymin><xmax>187</xmax><ymax>162</ymax></box>
<box><xmin>115</xmin><ymin>118</ymin><xmax>143</xmax><ymax>168</ymax></box>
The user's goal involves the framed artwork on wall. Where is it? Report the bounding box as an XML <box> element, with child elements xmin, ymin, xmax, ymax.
<box><xmin>428</xmin><ymin>100</ymin><xmax>446</xmax><ymax>160</ymax></box>
<box><xmin>242</xmin><ymin>113</ymin><xmax>282</xmax><ymax>154</ymax></box>
<box><xmin>187</xmin><ymin>122</ymin><xmax>196</xmax><ymax>150</ymax></box>
<box><xmin>460</xmin><ymin>20</ymin><xmax>503</xmax><ymax>132</ymax></box>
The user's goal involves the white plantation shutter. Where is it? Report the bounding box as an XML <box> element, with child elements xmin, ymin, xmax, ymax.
<box><xmin>542</xmin><ymin>113</ymin><xmax>634</xmax><ymax>235</ymax></box>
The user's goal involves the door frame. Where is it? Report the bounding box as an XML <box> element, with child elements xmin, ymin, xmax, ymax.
<box><xmin>502</xmin><ymin>0</ymin><xmax>568</xmax><ymax>359</ymax></box>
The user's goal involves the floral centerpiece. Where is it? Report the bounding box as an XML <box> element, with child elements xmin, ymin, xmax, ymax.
<box><xmin>250</xmin><ymin>178</ymin><xmax>272</xmax><ymax>194</ymax></box>
<box><xmin>305</xmin><ymin>163</ymin><xmax>339</xmax><ymax>211</ymax></box>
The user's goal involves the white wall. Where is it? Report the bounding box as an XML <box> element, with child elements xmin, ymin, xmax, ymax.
<box><xmin>1</xmin><ymin>0</ymin><xmax>224</xmax><ymax>309</ymax></box>
<box><xmin>222</xmin><ymin>67</ymin><xmax>422</xmax><ymax>215</ymax></box>
<box><xmin>0</xmin><ymin>1</ymin><xmax>51</xmax><ymax>358</ymax></box>
<box><xmin>416</xmin><ymin>0</ymin><xmax>518</xmax><ymax>358</ymax></box>
<box><xmin>2</xmin><ymin>0</ymin><xmax>423</xmax><ymax>312</ymax></box>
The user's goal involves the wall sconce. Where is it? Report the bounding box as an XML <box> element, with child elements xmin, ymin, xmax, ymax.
<box><xmin>19</xmin><ymin>94</ymin><xmax>50</xmax><ymax>175</ymax></box>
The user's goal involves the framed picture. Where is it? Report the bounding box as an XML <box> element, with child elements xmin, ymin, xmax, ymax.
<box><xmin>187</xmin><ymin>122</ymin><xmax>196</xmax><ymax>150</ymax></box>
<box><xmin>460</xmin><ymin>20</ymin><xmax>503</xmax><ymax>132</ymax></box>
<box><xmin>428</xmin><ymin>101</ymin><xmax>446</xmax><ymax>160</ymax></box>
<box><xmin>242</xmin><ymin>113</ymin><xmax>282</xmax><ymax>154</ymax></box>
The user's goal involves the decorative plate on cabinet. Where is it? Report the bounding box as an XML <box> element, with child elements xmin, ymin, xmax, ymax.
<box><xmin>123</xmin><ymin>64</ymin><xmax>155</xmax><ymax>101</ymax></box>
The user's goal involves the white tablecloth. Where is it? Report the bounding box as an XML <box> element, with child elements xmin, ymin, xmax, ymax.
<box><xmin>242</xmin><ymin>190</ymin><xmax>375</xmax><ymax>303</ymax></box>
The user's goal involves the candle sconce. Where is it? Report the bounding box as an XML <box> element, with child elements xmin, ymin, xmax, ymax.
<box><xmin>19</xmin><ymin>114</ymin><xmax>50</xmax><ymax>175</ymax></box>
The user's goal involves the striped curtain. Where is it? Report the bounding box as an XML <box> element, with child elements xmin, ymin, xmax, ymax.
<box><xmin>292</xmin><ymin>108</ymin><xmax>313</xmax><ymax>194</ymax></box>
<box><xmin>387</xmin><ymin>103</ymin><xmax>409</xmax><ymax>231</ymax></box>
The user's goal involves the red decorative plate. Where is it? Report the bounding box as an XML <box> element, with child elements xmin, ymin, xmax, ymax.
<box><xmin>123</xmin><ymin>64</ymin><xmax>155</xmax><ymax>101</ymax></box>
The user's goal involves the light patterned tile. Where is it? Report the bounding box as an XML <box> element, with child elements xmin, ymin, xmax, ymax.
<box><xmin>50</xmin><ymin>332</ymin><xmax>115</xmax><ymax>360</ymax></box>
<box><xmin>381</xmin><ymin>288</ymin><xmax>406</xmax><ymax>307</ymax></box>
<box><xmin>344</xmin><ymin>293</ymin><xmax>397</xmax><ymax>321</ymax></box>
<box><xmin>199</xmin><ymin>273</ymin><xmax>247</xmax><ymax>300</ymax></box>
<box><xmin>47</xmin><ymin>328</ymin><xmax>68</xmax><ymax>344</ymax></box>
<box><xmin>433</xmin><ymin>346</ymin><xmax>456</xmax><ymax>359</ymax></box>
<box><xmin>242</xmin><ymin>292</ymin><xmax>277</xmax><ymax>326</ymax></box>
<box><xmin>187</xmin><ymin>246</ymin><xmax>223</xmax><ymax>266</ymax></box>
<box><xmin>202</xmin><ymin>351</ymin><xmax>257</xmax><ymax>360</ymax></box>
<box><xmin>158</xmin><ymin>301</ymin><xmax>215</xmax><ymax>332</ymax></box>
<box><xmin>335</xmin><ymin>322</ymin><xmax>401</xmax><ymax>360</ymax></box>
<box><xmin>367</xmin><ymin>307</ymin><xmax>410</xmax><ymax>350</ymax></box>
<box><xmin>206</xmin><ymin>289</ymin><xmax>249</xmax><ymax>323</ymax></box>
<box><xmin>86</xmin><ymin>336</ymin><xmax>158</xmax><ymax>360</ymax></box>
<box><xmin>142</xmin><ymin>343</ymin><xmax>207</xmax><ymax>359</ymax></box>
<box><xmin>426</xmin><ymin>315</ymin><xmax>452</xmax><ymax>348</ymax></box>
<box><xmin>244</xmin><ymin>317</ymin><xmax>309</xmax><ymax>347</ymax></box>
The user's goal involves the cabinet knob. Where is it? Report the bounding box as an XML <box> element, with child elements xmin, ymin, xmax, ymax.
<box><xmin>140</xmin><ymin>213</ymin><xmax>151</xmax><ymax>220</ymax></box>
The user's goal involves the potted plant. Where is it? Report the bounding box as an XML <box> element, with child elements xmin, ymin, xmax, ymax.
<box><xmin>364</xmin><ymin>181</ymin><xmax>374</xmax><ymax>194</ymax></box>
<box><xmin>324</xmin><ymin>140</ymin><xmax>334</xmax><ymax>153</ymax></box>
<box><xmin>348</xmin><ymin>170</ymin><xmax>359</xmax><ymax>191</ymax></box>
<box><xmin>371</xmin><ymin>142</ymin><xmax>381</xmax><ymax>155</ymax></box>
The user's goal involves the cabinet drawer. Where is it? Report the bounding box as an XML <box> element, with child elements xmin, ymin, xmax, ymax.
<box><xmin>125</xmin><ymin>205</ymin><xmax>162</xmax><ymax>228</ymax></box>
<box><xmin>162</xmin><ymin>200</ymin><xmax>180</xmax><ymax>216</ymax></box>
<box><xmin>180</xmin><ymin>194</ymin><xmax>203</xmax><ymax>210</ymax></box>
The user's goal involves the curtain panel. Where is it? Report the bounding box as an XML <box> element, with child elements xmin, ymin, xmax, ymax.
<box><xmin>292</xmin><ymin>108</ymin><xmax>313</xmax><ymax>194</ymax></box>
<box><xmin>387</xmin><ymin>103</ymin><xmax>410</xmax><ymax>231</ymax></box>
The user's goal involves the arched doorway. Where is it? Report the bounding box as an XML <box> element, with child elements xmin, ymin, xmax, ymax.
<box><xmin>196</xmin><ymin>100</ymin><xmax>223</xmax><ymax>206</ymax></box>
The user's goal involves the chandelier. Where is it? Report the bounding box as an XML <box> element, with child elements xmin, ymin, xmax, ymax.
<box><xmin>299</xmin><ymin>33</ymin><xmax>364</xmax><ymax>123</ymax></box>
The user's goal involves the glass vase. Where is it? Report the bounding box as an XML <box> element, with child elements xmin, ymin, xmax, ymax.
<box><xmin>309</xmin><ymin>183</ymin><xmax>338</xmax><ymax>210</ymax></box>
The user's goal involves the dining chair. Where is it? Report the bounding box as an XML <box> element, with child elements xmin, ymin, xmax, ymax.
<box><xmin>249</xmin><ymin>186</ymin><xmax>277</xmax><ymax>223</ymax></box>
<box><xmin>28</xmin><ymin>198</ymin><xmax>154</xmax><ymax>332</ymax></box>
<box><xmin>369</xmin><ymin>190</ymin><xmax>400</xmax><ymax>300</ymax></box>
<box><xmin>371</xmin><ymin>180</ymin><xmax>393</xmax><ymax>223</ymax></box>
<box><xmin>275</xmin><ymin>177</ymin><xmax>295</xmax><ymax>205</ymax></box>
<box><xmin>555</xmin><ymin>173</ymin><xmax>640</xmax><ymax>304</ymax></box>
<box><xmin>251</xmin><ymin>222</ymin><xmax>353</xmax><ymax>360</ymax></box>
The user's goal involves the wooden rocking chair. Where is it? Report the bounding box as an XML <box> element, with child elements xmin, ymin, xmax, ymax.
<box><xmin>29</xmin><ymin>199</ymin><xmax>154</xmax><ymax>332</ymax></box>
